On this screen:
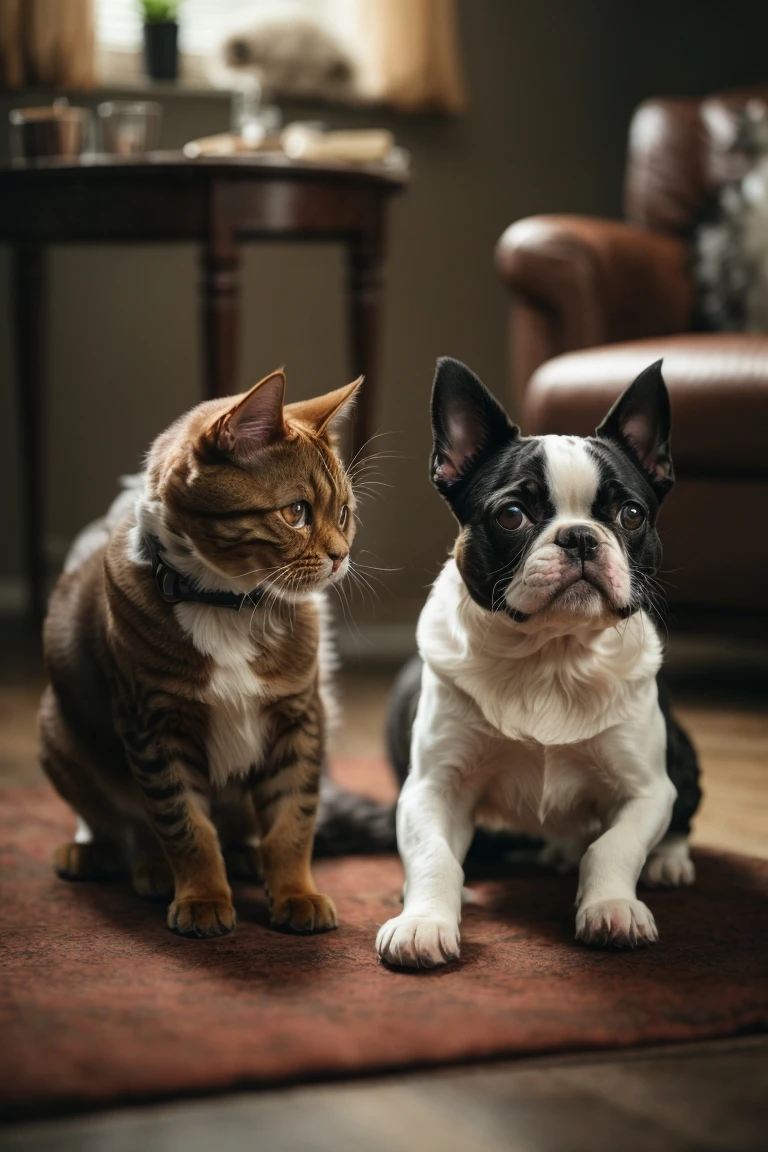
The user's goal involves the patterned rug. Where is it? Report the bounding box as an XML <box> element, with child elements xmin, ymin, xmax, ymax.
<box><xmin>1</xmin><ymin>766</ymin><xmax>766</xmax><ymax>1120</ymax></box>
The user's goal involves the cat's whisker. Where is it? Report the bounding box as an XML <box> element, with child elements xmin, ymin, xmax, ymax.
<box><xmin>332</xmin><ymin>581</ymin><xmax>367</xmax><ymax>649</ymax></box>
<box><xmin>353</xmin><ymin>479</ymin><xmax>393</xmax><ymax>492</ymax></box>
<box><xmin>340</xmin><ymin>571</ymin><xmax>379</xmax><ymax>635</ymax></box>
<box><xmin>347</xmin><ymin>564</ymin><xmax>383</xmax><ymax>612</ymax></box>
<box><xmin>346</xmin><ymin>451</ymin><xmax>403</xmax><ymax>477</ymax></box>
<box><xmin>231</xmin><ymin>560</ymin><xmax>291</xmax><ymax>582</ymax></box>
<box><xmin>344</xmin><ymin>429</ymin><xmax>396</xmax><ymax>476</ymax></box>
<box><xmin>349</xmin><ymin>563</ymin><xmax>389</xmax><ymax>591</ymax></box>
<box><xmin>346</xmin><ymin>457</ymin><xmax>402</xmax><ymax>485</ymax></box>
<box><xmin>353</xmin><ymin>561</ymin><xmax>402</xmax><ymax>573</ymax></box>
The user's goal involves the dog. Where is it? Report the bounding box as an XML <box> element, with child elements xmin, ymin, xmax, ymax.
<box><xmin>376</xmin><ymin>357</ymin><xmax>701</xmax><ymax>967</ymax></box>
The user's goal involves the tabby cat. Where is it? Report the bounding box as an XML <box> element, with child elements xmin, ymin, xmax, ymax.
<box><xmin>40</xmin><ymin>369</ymin><xmax>360</xmax><ymax>938</ymax></box>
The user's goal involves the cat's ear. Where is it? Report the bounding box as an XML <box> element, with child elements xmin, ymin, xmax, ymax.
<box><xmin>595</xmin><ymin>359</ymin><xmax>674</xmax><ymax>500</ymax></box>
<box><xmin>431</xmin><ymin>357</ymin><xmax>518</xmax><ymax>489</ymax></box>
<box><xmin>286</xmin><ymin>376</ymin><xmax>363</xmax><ymax>439</ymax></box>
<box><xmin>210</xmin><ymin>370</ymin><xmax>286</xmax><ymax>462</ymax></box>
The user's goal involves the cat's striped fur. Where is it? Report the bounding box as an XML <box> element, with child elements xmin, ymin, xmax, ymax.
<box><xmin>40</xmin><ymin>370</ymin><xmax>360</xmax><ymax>938</ymax></box>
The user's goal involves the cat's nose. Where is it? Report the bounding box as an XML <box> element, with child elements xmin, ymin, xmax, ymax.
<box><xmin>554</xmin><ymin>525</ymin><xmax>599</xmax><ymax>561</ymax></box>
<box><xmin>329</xmin><ymin>552</ymin><xmax>348</xmax><ymax>574</ymax></box>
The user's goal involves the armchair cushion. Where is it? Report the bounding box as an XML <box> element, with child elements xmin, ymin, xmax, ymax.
<box><xmin>523</xmin><ymin>334</ymin><xmax>768</xmax><ymax>477</ymax></box>
<box><xmin>495</xmin><ymin>215</ymin><xmax>694</xmax><ymax>353</ymax></box>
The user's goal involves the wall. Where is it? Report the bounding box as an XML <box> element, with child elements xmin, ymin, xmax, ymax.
<box><xmin>1</xmin><ymin>0</ymin><xmax>767</xmax><ymax>648</ymax></box>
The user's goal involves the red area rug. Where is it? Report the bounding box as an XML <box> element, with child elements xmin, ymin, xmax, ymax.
<box><xmin>1</xmin><ymin>766</ymin><xmax>767</xmax><ymax>1120</ymax></box>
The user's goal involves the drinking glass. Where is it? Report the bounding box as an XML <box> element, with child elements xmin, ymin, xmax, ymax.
<box><xmin>97</xmin><ymin>101</ymin><xmax>162</xmax><ymax>156</ymax></box>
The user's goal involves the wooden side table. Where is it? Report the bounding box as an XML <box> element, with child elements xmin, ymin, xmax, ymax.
<box><xmin>0</xmin><ymin>154</ymin><xmax>406</xmax><ymax>617</ymax></box>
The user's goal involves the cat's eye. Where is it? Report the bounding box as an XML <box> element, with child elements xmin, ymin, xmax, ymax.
<box><xmin>282</xmin><ymin>500</ymin><xmax>311</xmax><ymax>528</ymax></box>
<box><xmin>619</xmin><ymin>502</ymin><xmax>646</xmax><ymax>531</ymax></box>
<box><xmin>339</xmin><ymin>504</ymin><xmax>350</xmax><ymax>529</ymax></box>
<box><xmin>496</xmin><ymin>503</ymin><xmax>530</xmax><ymax>532</ymax></box>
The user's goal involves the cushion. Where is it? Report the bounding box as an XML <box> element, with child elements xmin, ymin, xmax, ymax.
<box><xmin>524</xmin><ymin>334</ymin><xmax>768</xmax><ymax>477</ymax></box>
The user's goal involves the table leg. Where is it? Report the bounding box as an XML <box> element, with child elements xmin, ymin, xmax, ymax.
<box><xmin>347</xmin><ymin>237</ymin><xmax>384</xmax><ymax>461</ymax></box>
<box><xmin>12</xmin><ymin>245</ymin><xmax>47</xmax><ymax>622</ymax></box>
<box><xmin>201</xmin><ymin>239</ymin><xmax>240</xmax><ymax>400</ymax></box>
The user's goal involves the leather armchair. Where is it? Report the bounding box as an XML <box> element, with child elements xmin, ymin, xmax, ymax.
<box><xmin>496</xmin><ymin>87</ymin><xmax>768</xmax><ymax>635</ymax></box>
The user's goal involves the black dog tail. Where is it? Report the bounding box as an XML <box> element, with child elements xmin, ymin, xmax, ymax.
<box><xmin>313</xmin><ymin>655</ymin><xmax>540</xmax><ymax>863</ymax></box>
<box><xmin>313</xmin><ymin>777</ymin><xmax>397</xmax><ymax>856</ymax></box>
<box><xmin>313</xmin><ymin>656</ymin><xmax>424</xmax><ymax>857</ymax></box>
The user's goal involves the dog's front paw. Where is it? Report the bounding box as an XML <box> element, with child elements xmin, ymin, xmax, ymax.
<box><xmin>376</xmin><ymin>914</ymin><xmax>460</xmax><ymax>969</ymax></box>
<box><xmin>576</xmin><ymin>898</ymin><xmax>658</xmax><ymax>949</ymax></box>
<box><xmin>641</xmin><ymin>840</ymin><xmax>695</xmax><ymax>888</ymax></box>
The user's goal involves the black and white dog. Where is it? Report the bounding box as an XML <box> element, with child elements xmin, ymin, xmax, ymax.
<box><xmin>376</xmin><ymin>357</ymin><xmax>701</xmax><ymax>967</ymax></box>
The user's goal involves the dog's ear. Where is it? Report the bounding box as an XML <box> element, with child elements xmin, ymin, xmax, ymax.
<box><xmin>430</xmin><ymin>358</ymin><xmax>518</xmax><ymax>491</ymax></box>
<box><xmin>596</xmin><ymin>359</ymin><xmax>674</xmax><ymax>501</ymax></box>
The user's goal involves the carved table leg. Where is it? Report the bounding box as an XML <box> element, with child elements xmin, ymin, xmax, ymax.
<box><xmin>201</xmin><ymin>236</ymin><xmax>240</xmax><ymax>400</ymax></box>
<box><xmin>12</xmin><ymin>245</ymin><xmax>47</xmax><ymax>621</ymax></box>
<box><xmin>347</xmin><ymin>237</ymin><xmax>384</xmax><ymax>460</ymax></box>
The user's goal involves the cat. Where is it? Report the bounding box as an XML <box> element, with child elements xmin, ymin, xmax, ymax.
<box><xmin>40</xmin><ymin>369</ymin><xmax>361</xmax><ymax>939</ymax></box>
<box><xmin>209</xmin><ymin>13</ymin><xmax>358</xmax><ymax>104</ymax></box>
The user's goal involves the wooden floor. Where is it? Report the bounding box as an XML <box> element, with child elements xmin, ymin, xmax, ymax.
<box><xmin>2</xmin><ymin>625</ymin><xmax>767</xmax><ymax>1151</ymax></box>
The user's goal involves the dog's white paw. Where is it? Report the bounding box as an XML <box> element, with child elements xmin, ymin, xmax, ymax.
<box><xmin>642</xmin><ymin>838</ymin><xmax>696</xmax><ymax>888</ymax></box>
<box><xmin>576</xmin><ymin>898</ymin><xmax>658</xmax><ymax>949</ymax></box>
<box><xmin>376</xmin><ymin>914</ymin><xmax>460</xmax><ymax>969</ymax></box>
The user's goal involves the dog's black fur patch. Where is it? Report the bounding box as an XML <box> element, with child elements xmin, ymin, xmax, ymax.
<box><xmin>430</xmin><ymin>357</ymin><xmax>672</xmax><ymax>620</ymax></box>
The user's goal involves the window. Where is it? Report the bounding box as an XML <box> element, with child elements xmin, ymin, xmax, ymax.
<box><xmin>95</xmin><ymin>0</ymin><xmax>465</xmax><ymax>112</ymax></box>
<box><xmin>96</xmin><ymin>0</ymin><xmax>356</xmax><ymax>85</ymax></box>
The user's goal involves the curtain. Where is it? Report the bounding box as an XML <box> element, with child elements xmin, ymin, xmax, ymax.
<box><xmin>0</xmin><ymin>0</ymin><xmax>95</xmax><ymax>91</ymax></box>
<box><xmin>352</xmin><ymin>0</ymin><xmax>466</xmax><ymax>114</ymax></box>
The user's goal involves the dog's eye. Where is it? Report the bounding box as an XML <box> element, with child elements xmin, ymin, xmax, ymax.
<box><xmin>282</xmin><ymin>500</ymin><xmax>311</xmax><ymax>528</ymax></box>
<box><xmin>496</xmin><ymin>504</ymin><xmax>530</xmax><ymax>532</ymax></box>
<box><xmin>619</xmin><ymin>503</ymin><xmax>645</xmax><ymax>531</ymax></box>
<box><xmin>339</xmin><ymin>504</ymin><xmax>350</xmax><ymax>529</ymax></box>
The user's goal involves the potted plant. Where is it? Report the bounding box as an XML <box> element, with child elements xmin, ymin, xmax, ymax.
<box><xmin>140</xmin><ymin>0</ymin><xmax>181</xmax><ymax>82</ymax></box>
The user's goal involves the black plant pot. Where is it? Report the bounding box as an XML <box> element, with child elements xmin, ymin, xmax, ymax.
<box><xmin>143</xmin><ymin>21</ymin><xmax>178</xmax><ymax>82</ymax></box>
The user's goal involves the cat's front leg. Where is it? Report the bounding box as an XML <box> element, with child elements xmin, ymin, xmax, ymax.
<box><xmin>254</xmin><ymin>688</ymin><xmax>338</xmax><ymax>934</ymax></box>
<box><xmin>121</xmin><ymin>720</ymin><xmax>235</xmax><ymax>938</ymax></box>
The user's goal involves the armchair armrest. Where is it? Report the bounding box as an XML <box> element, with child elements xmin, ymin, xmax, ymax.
<box><xmin>495</xmin><ymin>216</ymin><xmax>695</xmax><ymax>406</ymax></box>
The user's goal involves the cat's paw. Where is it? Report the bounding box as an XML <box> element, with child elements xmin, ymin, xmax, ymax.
<box><xmin>168</xmin><ymin>897</ymin><xmax>236</xmax><ymax>938</ymax></box>
<box><xmin>271</xmin><ymin>892</ymin><xmax>338</xmax><ymax>934</ymax></box>
<box><xmin>132</xmin><ymin>860</ymin><xmax>174</xmax><ymax>902</ymax></box>
<box><xmin>53</xmin><ymin>840</ymin><xmax>120</xmax><ymax>881</ymax></box>
<box><xmin>376</xmin><ymin>914</ymin><xmax>460</xmax><ymax>969</ymax></box>
<box><xmin>576</xmin><ymin>898</ymin><xmax>658</xmax><ymax>949</ymax></box>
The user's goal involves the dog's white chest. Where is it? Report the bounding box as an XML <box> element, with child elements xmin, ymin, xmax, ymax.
<box><xmin>175</xmin><ymin>602</ymin><xmax>269</xmax><ymax>786</ymax></box>
<box><xmin>478</xmin><ymin>739</ymin><xmax>605</xmax><ymax>837</ymax></box>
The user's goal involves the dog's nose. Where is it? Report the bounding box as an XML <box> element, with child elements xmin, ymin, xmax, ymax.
<box><xmin>329</xmin><ymin>552</ymin><xmax>348</xmax><ymax>574</ymax></box>
<box><xmin>554</xmin><ymin>525</ymin><xmax>599</xmax><ymax>561</ymax></box>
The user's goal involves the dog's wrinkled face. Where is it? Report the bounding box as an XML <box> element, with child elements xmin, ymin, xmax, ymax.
<box><xmin>430</xmin><ymin>358</ymin><xmax>674</xmax><ymax>632</ymax></box>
